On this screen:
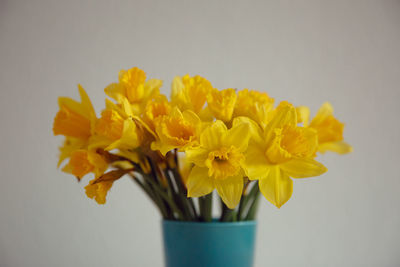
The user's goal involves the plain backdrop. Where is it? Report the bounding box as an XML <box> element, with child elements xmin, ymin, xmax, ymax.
<box><xmin>1</xmin><ymin>0</ymin><xmax>399</xmax><ymax>266</ymax></box>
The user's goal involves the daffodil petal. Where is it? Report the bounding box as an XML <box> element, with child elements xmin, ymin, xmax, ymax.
<box><xmin>78</xmin><ymin>84</ymin><xmax>96</xmax><ymax>119</ymax></box>
<box><xmin>200</xmin><ymin>121</ymin><xmax>227</xmax><ymax>150</ymax></box>
<box><xmin>187</xmin><ymin>166</ymin><xmax>214</xmax><ymax>198</ymax></box>
<box><xmin>296</xmin><ymin>106</ymin><xmax>310</xmax><ymax>126</ymax></box>
<box><xmin>280</xmin><ymin>158</ymin><xmax>327</xmax><ymax>178</ymax></box>
<box><xmin>185</xmin><ymin>148</ymin><xmax>209</xmax><ymax>167</ymax></box>
<box><xmin>264</xmin><ymin>103</ymin><xmax>296</xmax><ymax>144</ymax></box>
<box><xmin>318</xmin><ymin>141</ymin><xmax>353</xmax><ymax>154</ymax></box>
<box><xmin>259</xmin><ymin>166</ymin><xmax>293</xmax><ymax>208</ymax></box>
<box><xmin>85</xmin><ymin>179</ymin><xmax>113</xmax><ymax>204</ymax></box>
<box><xmin>214</xmin><ymin>174</ymin><xmax>243</xmax><ymax>209</ymax></box>
<box><xmin>224</xmin><ymin>122</ymin><xmax>250</xmax><ymax>152</ymax></box>
<box><xmin>242</xmin><ymin>144</ymin><xmax>270</xmax><ymax>180</ymax></box>
<box><xmin>310</xmin><ymin>102</ymin><xmax>333</xmax><ymax>125</ymax></box>
<box><xmin>232</xmin><ymin>116</ymin><xmax>264</xmax><ymax>145</ymax></box>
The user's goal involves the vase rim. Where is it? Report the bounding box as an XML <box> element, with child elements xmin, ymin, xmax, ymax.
<box><xmin>162</xmin><ymin>219</ymin><xmax>256</xmax><ymax>227</ymax></box>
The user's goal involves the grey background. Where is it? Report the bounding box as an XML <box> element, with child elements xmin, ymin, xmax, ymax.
<box><xmin>1</xmin><ymin>0</ymin><xmax>399</xmax><ymax>266</ymax></box>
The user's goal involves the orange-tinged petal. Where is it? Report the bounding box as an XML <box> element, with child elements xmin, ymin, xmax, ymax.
<box><xmin>106</xmin><ymin>119</ymin><xmax>140</xmax><ymax>151</ymax></box>
<box><xmin>53</xmin><ymin>106</ymin><xmax>91</xmax><ymax>139</ymax></box>
<box><xmin>62</xmin><ymin>150</ymin><xmax>93</xmax><ymax>179</ymax></box>
<box><xmin>187</xmin><ymin>166</ymin><xmax>214</xmax><ymax>198</ymax></box>
<box><xmin>259</xmin><ymin>166</ymin><xmax>293</xmax><ymax>208</ymax></box>
<box><xmin>57</xmin><ymin>137</ymin><xmax>86</xmax><ymax>167</ymax></box>
<box><xmin>85</xmin><ymin>179</ymin><xmax>113</xmax><ymax>204</ymax></box>
<box><xmin>280</xmin><ymin>158</ymin><xmax>327</xmax><ymax>178</ymax></box>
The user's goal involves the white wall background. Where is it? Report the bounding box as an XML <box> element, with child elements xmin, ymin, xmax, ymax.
<box><xmin>1</xmin><ymin>0</ymin><xmax>399</xmax><ymax>266</ymax></box>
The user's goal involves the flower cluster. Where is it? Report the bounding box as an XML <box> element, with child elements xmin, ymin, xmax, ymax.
<box><xmin>53</xmin><ymin>67</ymin><xmax>351</xmax><ymax>220</ymax></box>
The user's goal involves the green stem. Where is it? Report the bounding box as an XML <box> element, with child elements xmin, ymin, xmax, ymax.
<box><xmin>204</xmin><ymin>193</ymin><xmax>212</xmax><ymax>222</ymax></box>
<box><xmin>245</xmin><ymin>186</ymin><xmax>260</xmax><ymax>221</ymax></box>
<box><xmin>238</xmin><ymin>182</ymin><xmax>259</xmax><ymax>221</ymax></box>
<box><xmin>129</xmin><ymin>174</ymin><xmax>168</xmax><ymax>218</ymax></box>
<box><xmin>164</xmin><ymin>168</ymin><xmax>192</xmax><ymax>221</ymax></box>
<box><xmin>141</xmin><ymin>173</ymin><xmax>185</xmax><ymax>220</ymax></box>
<box><xmin>220</xmin><ymin>200</ymin><xmax>236</xmax><ymax>222</ymax></box>
<box><xmin>171</xmin><ymin>167</ymin><xmax>197</xmax><ymax>220</ymax></box>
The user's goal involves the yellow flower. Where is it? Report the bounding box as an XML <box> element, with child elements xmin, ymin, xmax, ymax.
<box><xmin>171</xmin><ymin>74</ymin><xmax>213</xmax><ymax>114</ymax></box>
<box><xmin>242</xmin><ymin>102</ymin><xmax>327</xmax><ymax>208</ymax></box>
<box><xmin>296</xmin><ymin>106</ymin><xmax>310</xmax><ymax>126</ymax></box>
<box><xmin>309</xmin><ymin>102</ymin><xmax>352</xmax><ymax>154</ymax></box>
<box><xmin>105</xmin><ymin>67</ymin><xmax>162</xmax><ymax>114</ymax></box>
<box><xmin>178</xmin><ymin>153</ymin><xmax>192</xmax><ymax>186</ymax></box>
<box><xmin>233</xmin><ymin>89</ymin><xmax>274</xmax><ymax>128</ymax></box>
<box><xmin>93</xmin><ymin>104</ymin><xmax>141</xmax><ymax>151</ymax></box>
<box><xmin>62</xmin><ymin>149</ymin><xmax>108</xmax><ymax>180</ymax></box>
<box><xmin>57</xmin><ymin>137</ymin><xmax>87</xmax><ymax>167</ymax></box>
<box><xmin>85</xmin><ymin>179</ymin><xmax>113</xmax><ymax>205</ymax></box>
<box><xmin>53</xmin><ymin>85</ymin><xmax>96</xmax><ymax>140</ymax></box>
<box><xmin>207</xmin><ymin>88</ymin><xmax>237</xmax><ymax>122</ymax></box>
<box><xmin>143</xmin><ymin>94</ymin><xmax>171</xmax><ymax>131</ymax></box>
<box><xmin>85</xmin><ymin>169</ymin><xmax>132</xmax><ymax>204</ymax></box>
<box><xmin>184</xmin><ymin>120</ymin><xmax>251</xmax><ymax>209</ymax></box>
<box><xmin>151</xmin><ymin>107</ymin><xmax>202</xmax><ymax>155</ymax></box>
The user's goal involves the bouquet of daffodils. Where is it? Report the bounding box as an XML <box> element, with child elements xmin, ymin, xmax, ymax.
<box><xmin>53</xmin><ymin>67</ymin><xmax>351</xmax><ymax>222</ymax></box>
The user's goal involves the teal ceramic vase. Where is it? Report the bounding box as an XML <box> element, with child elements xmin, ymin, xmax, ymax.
<box><xmin>162</xmin><ymin>220</ymin><xmax>257</xmax><ymax>267</ymax></box>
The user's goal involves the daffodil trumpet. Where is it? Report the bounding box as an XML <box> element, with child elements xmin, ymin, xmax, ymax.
<box><xmin>53</xmin><ymin>67</ymin><xmax>351</xmax><ymax>222</ymax></box>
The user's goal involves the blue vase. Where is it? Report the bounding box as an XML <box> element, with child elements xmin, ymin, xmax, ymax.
<box><xmin>162</xmin><ymin>220</ymin><xmax>257</xmax><ymax>267</ymax></box>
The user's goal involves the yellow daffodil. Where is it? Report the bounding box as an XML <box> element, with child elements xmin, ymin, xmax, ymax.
<box><xmin>62</xmin><ymin>149</ymin><xmax>108</xmax><ymax>180</ymax></box>
<box><xmin>178</xmin><ymin>153</ymin><xmax>192</xmax><ymax>186</ymax></box>
<box><xmin>85</xmin><ymin>179</ymin><xmax>113</xmax><ymax>204</ymax></box>
<box><xmin>105</xmin><ymin>67</ymin><xmax>162</xmax><ymax>114</ymax></box>
<box><xmin>143</xmin><ymin>94</ymin><xmax>171</xmax><ymax>131</ymax></box>
<box><xmin>185</xmin><ymin>120</ymin><xmax>251</xmax><ymax>209</ymax></box>
<box><xmin>85</xmin><ymin>169</ymin><xmax>133</xmax><ymax>204</ymax></box>
<box><xmin>309</xmin><ymin>102</ymin><xmax>352</xmax><ymax>154</ymax></box>
<box><xmin>242</xmin><ymin>102</ymin><xmax>327</xmax><ymax>208</ymax></box>
<box><xmin>171</xmin><ymin>74</ymin><xmax>213</xmax><ymax>115</ymax></box>
<box><xmin>151</xmin><ymin>107</ymin><xmax>203</xmax><ymax>155</ymax></box>
<box><xmin>297</xmin><ymin>103</ymin><xmax>352</xmax><ymax>154</ymax></box>
<box><xmin>57</xmin><ymin>137</ymin><xmax>87</xmax><ymax>167</ymax></box>
<box><xmin>89</xmin><ymin>97</ymin><xmax>148</xmax><ymax>152</ymax></box>
<box><xmin>207</xmin><ymin>88</ymin><xmax>237</xmax><ymax>122</ymax></box>
<box><xmin>93</xmin><ymin>107</ymin><xmax>141</xmax><ymax>151</ymax></box>
<box><xmin>296</xmin><ymin>106</ymin><xmax>310</xmax><ymax>126</ymax></box>
<box><xmin>54</xmin><ymin>68</ymin><xmax>351</xmax><ymax>214</ymax></box>
<box><xmin>233</xmin><ymin>89</ymin><xmax>275</xmax><ymax>128</ymax></box>
<box><xmin>53</xmin><ymin>85</ymin><xmax>96</xmax><ymax>140</ymax></box>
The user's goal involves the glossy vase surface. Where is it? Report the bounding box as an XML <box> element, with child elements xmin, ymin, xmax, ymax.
<box><xmin>162</xmin><ymin>220</ymin><xmax>257</xmax><ymax>267</ymax></box>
